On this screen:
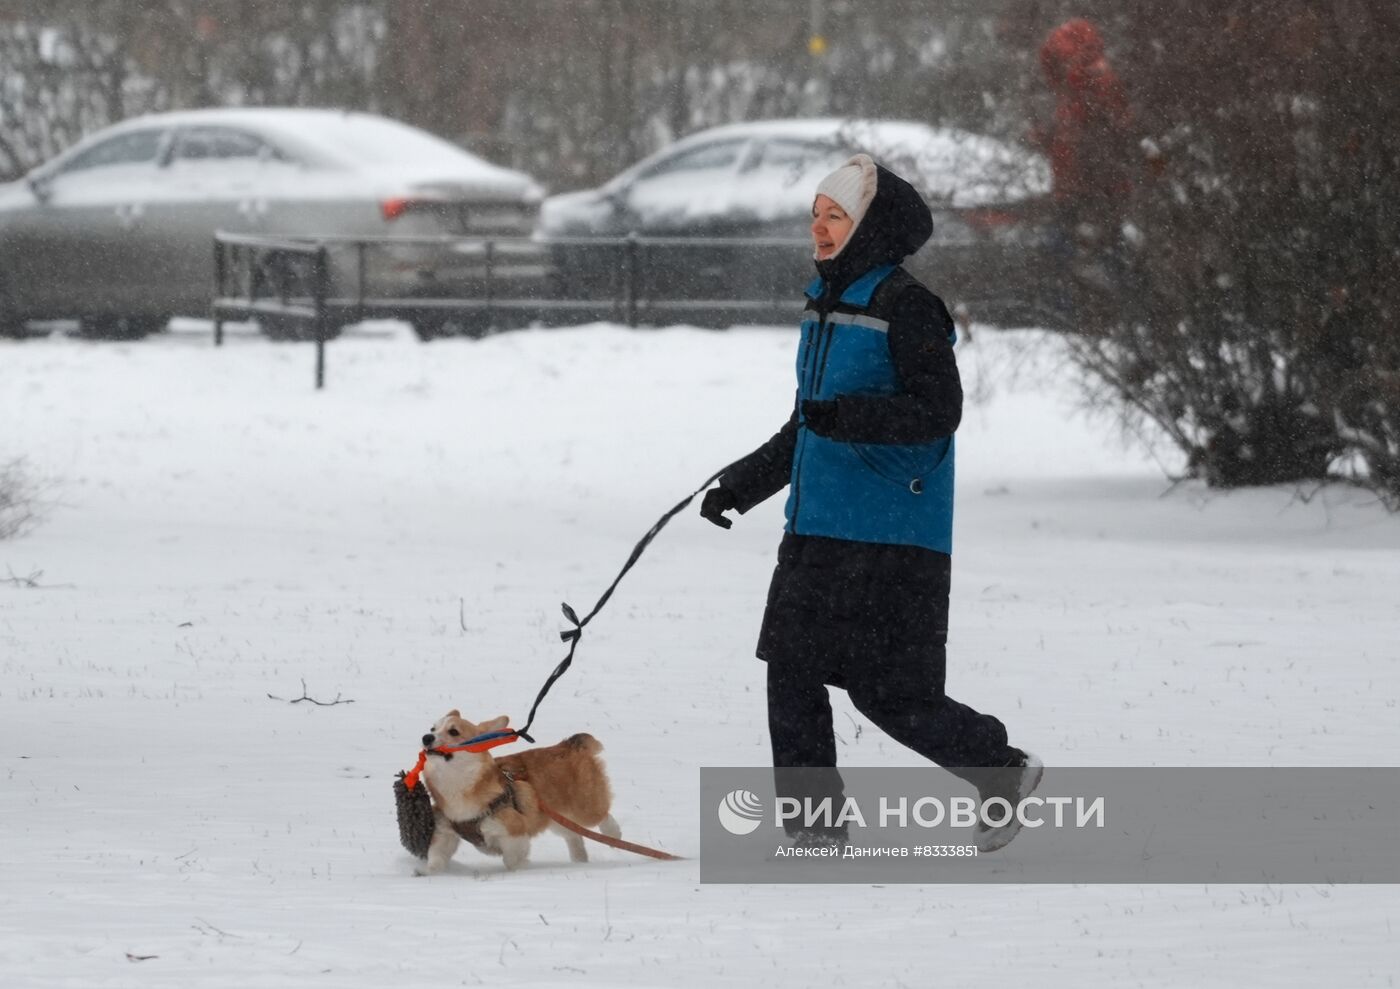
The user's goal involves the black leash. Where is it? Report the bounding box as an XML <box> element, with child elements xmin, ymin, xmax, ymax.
<box><xmin>511</xmin><ymin>458</ymin><xmax>742</xmax><ymax>743</ymax></box>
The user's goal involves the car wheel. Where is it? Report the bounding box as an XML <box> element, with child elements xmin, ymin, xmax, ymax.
<box><xmin>0</xmin><ymin>275</ymin><xmax>37</xmax><ymax>338</ymax></box>
<box><xmin>549</xmin><ymin>243</ymin><xmax>618</xmax><ymax>310</ymax></box>
<box><xmin>455</xmin><ymin>314</ymin><xmax>493</xmax><ymax>340</ymax></box>
<box><xmin>409</xmin><ymin>316</ymin><xmax>446</xmax><ymax>342</ymax></box>
<box><xmin>410</xmin><ymin>314</ymin><xmax>492</xmax><ymax>342</ymax></box>
<box><xmin>76</xmin><ymin>315</ymin><xmax>166</xmax><ymax>340</ymax></box>
<box><xmin>0</xmin><ymin>313</ymin><xmax>28</xmax><ymax>339</ymax></box>
<box><xmin>258</xmin><ymin>314</ymin><xmax>344</xmax><ymax>342</ymax></box>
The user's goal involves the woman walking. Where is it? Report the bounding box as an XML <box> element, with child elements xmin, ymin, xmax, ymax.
<box><xmin>700</xmin><ymin>153</ymin><xmax>1041</xmax><ymax>853</ymax></box>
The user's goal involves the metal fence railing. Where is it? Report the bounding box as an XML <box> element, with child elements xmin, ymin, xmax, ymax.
<box><xmin>212</xmin><ymin>228</ymin><xmax>1058</xmax><ymax>388</ymax></box>
<box><xmin>212</xmin><ymin>231</ymin><xmax>814</xmax><ymax>387</ymax></box>
<box><xmin>212</xmin><ymin>231</ymin><xmax>332</xmax><ymax>387</ymax></box>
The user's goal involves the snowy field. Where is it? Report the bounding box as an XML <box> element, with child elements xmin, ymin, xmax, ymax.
<box><xmin>2</xmin><ymin>319</ymin><xmax>1398</xmax><ymax>988</ymax></box>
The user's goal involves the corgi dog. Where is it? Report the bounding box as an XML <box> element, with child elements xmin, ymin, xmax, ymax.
<box><xmin>415</xmin><ymin>710</ymin><xmax>620</xmax><ymax>875</ymax></box>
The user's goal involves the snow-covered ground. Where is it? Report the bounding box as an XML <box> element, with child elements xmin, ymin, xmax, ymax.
<box><xmin>2</xmin><ymin>320</ymin><xmax>1397</xmax><ymax>988</ymax></box>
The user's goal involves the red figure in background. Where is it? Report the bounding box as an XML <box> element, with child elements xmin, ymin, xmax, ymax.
<box><xmin>1036</xmin><ymin>18</ymin><xmax>1134</xmax><ymax>232</ymax></box>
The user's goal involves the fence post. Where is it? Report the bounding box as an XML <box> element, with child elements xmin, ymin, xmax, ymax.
<box><xmin>313</xmin><ymin>244</ymin><xmax>328</xmax><ymax>391</ymax></box>
<box><xmin>484</xmin><ymin>238</ymin><xmax>495</xmax><ymax>328</ymax></box>
<box><xmin>625</xmin><ymin>233</ymin><xmax>638</xmax><ymax>328</ymax></box>
<box><xmin>355</xmin><ymin>241</ymin><xmax>367</xmax><ymax>325</ymax></box>
<box><xmin>212</xmin><ymin>236</ymin><xmax>225</xmax><ymax>347</ymax></box>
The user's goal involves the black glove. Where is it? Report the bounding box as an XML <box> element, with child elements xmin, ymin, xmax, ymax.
<box><xmin>700</xmin><ymin>486</ymin><xmax>738</xmax><ymax>530</ymax></box>
<box><xmin>801</xmin><ymin>399</ymin><xmax>840</xmax><ymax>438</ymax></box>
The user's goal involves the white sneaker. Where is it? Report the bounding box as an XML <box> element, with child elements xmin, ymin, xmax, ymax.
<box><xmin>974</xmin><ymin>750</ymin><xmax>1045</xmax><ymax>853</ymax></box>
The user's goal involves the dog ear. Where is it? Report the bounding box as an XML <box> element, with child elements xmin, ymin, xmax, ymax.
<box><xmin>480</xmin><ymin>715</ymin><xmax>510</xmax><ymax>732</ymax></box>
<box><xmin>447</xmin><ymin>709</ymin><xmax>461</xmax><ymax>719</ymax></box>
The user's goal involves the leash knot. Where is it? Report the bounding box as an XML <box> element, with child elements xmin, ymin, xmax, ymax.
<box><xmin>559</xmin><ymin>602</ymin><xmax>583</xmax><ymax>643</ymax></box>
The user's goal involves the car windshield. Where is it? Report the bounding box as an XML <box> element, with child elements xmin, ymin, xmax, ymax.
<box><xmin>635</xmin><ymin>140</ymin><xmax>744</xmax><ymax>181</ymax></box>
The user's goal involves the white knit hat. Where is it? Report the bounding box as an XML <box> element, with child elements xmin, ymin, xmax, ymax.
<box><xmin>814</xmin><ymin>153</ymin><xmax>878</xmax><ymax>234</ymax></box>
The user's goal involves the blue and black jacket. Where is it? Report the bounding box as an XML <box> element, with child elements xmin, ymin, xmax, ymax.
<box><xmin>721</xmin><ymin>162</ymin><xmax>961</xmax><ymax>555</ymax></box>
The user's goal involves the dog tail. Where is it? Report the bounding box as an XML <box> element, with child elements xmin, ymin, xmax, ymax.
<box><xmin>563</xmin><ymin>732</ymin><xmax>602</xmax><ymax>755</ymax></box>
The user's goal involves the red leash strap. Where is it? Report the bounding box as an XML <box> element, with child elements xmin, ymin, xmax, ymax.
<box><xmin>536</xmin><ymin>799</ymin><xmax>683</xmax><ymax>861</ymax></box>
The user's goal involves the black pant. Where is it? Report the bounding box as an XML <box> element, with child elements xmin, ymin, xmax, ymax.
<box><xmin>767</xmin><ymin>637</ymin><xmax>1011</xmax><ymax>832</ymax></box>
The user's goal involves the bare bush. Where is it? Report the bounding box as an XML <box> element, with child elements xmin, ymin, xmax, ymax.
<box><xmin>1056</xmin><ymin>2</ymin><xmax>1400</xmax><ymax>503</ymax></box>
<box><xmin>0</xmin><ymin>458</ymin><xmax>42</xmax><ymax>539</ymax></box>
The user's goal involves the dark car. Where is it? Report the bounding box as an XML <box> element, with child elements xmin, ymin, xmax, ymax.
<box><xmin>536</xmin><ymin>118</ymin><xmax>1055</xmax><ymax>327</ymax></box>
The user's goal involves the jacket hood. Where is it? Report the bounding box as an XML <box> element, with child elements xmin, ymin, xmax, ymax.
<box><xmin>1040</xmin><ymin>18</ymin><xmax>1107</xmax><ymax>89</ymax></box>
<box><xmin>813</xmin><ymin>161</ymin><xmax>932</xmax><ymax>298</ymax></box>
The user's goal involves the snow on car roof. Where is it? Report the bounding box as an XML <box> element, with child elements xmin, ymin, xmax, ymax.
<box><xmin>51</xmin><ymin>108</ymin><xmax>542</xmax><ymax>195</ymax></box>
<box><xmin>628</xmin><ymin>117</ymin><xmax>1050</xmax><ymax>207</ymax></box>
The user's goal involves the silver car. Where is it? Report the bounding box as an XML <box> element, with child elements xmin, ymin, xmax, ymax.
<box><xmin>0</xmin><ymin>108</ymin><xmax>544</xmax><ymax>339</ymax></box>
